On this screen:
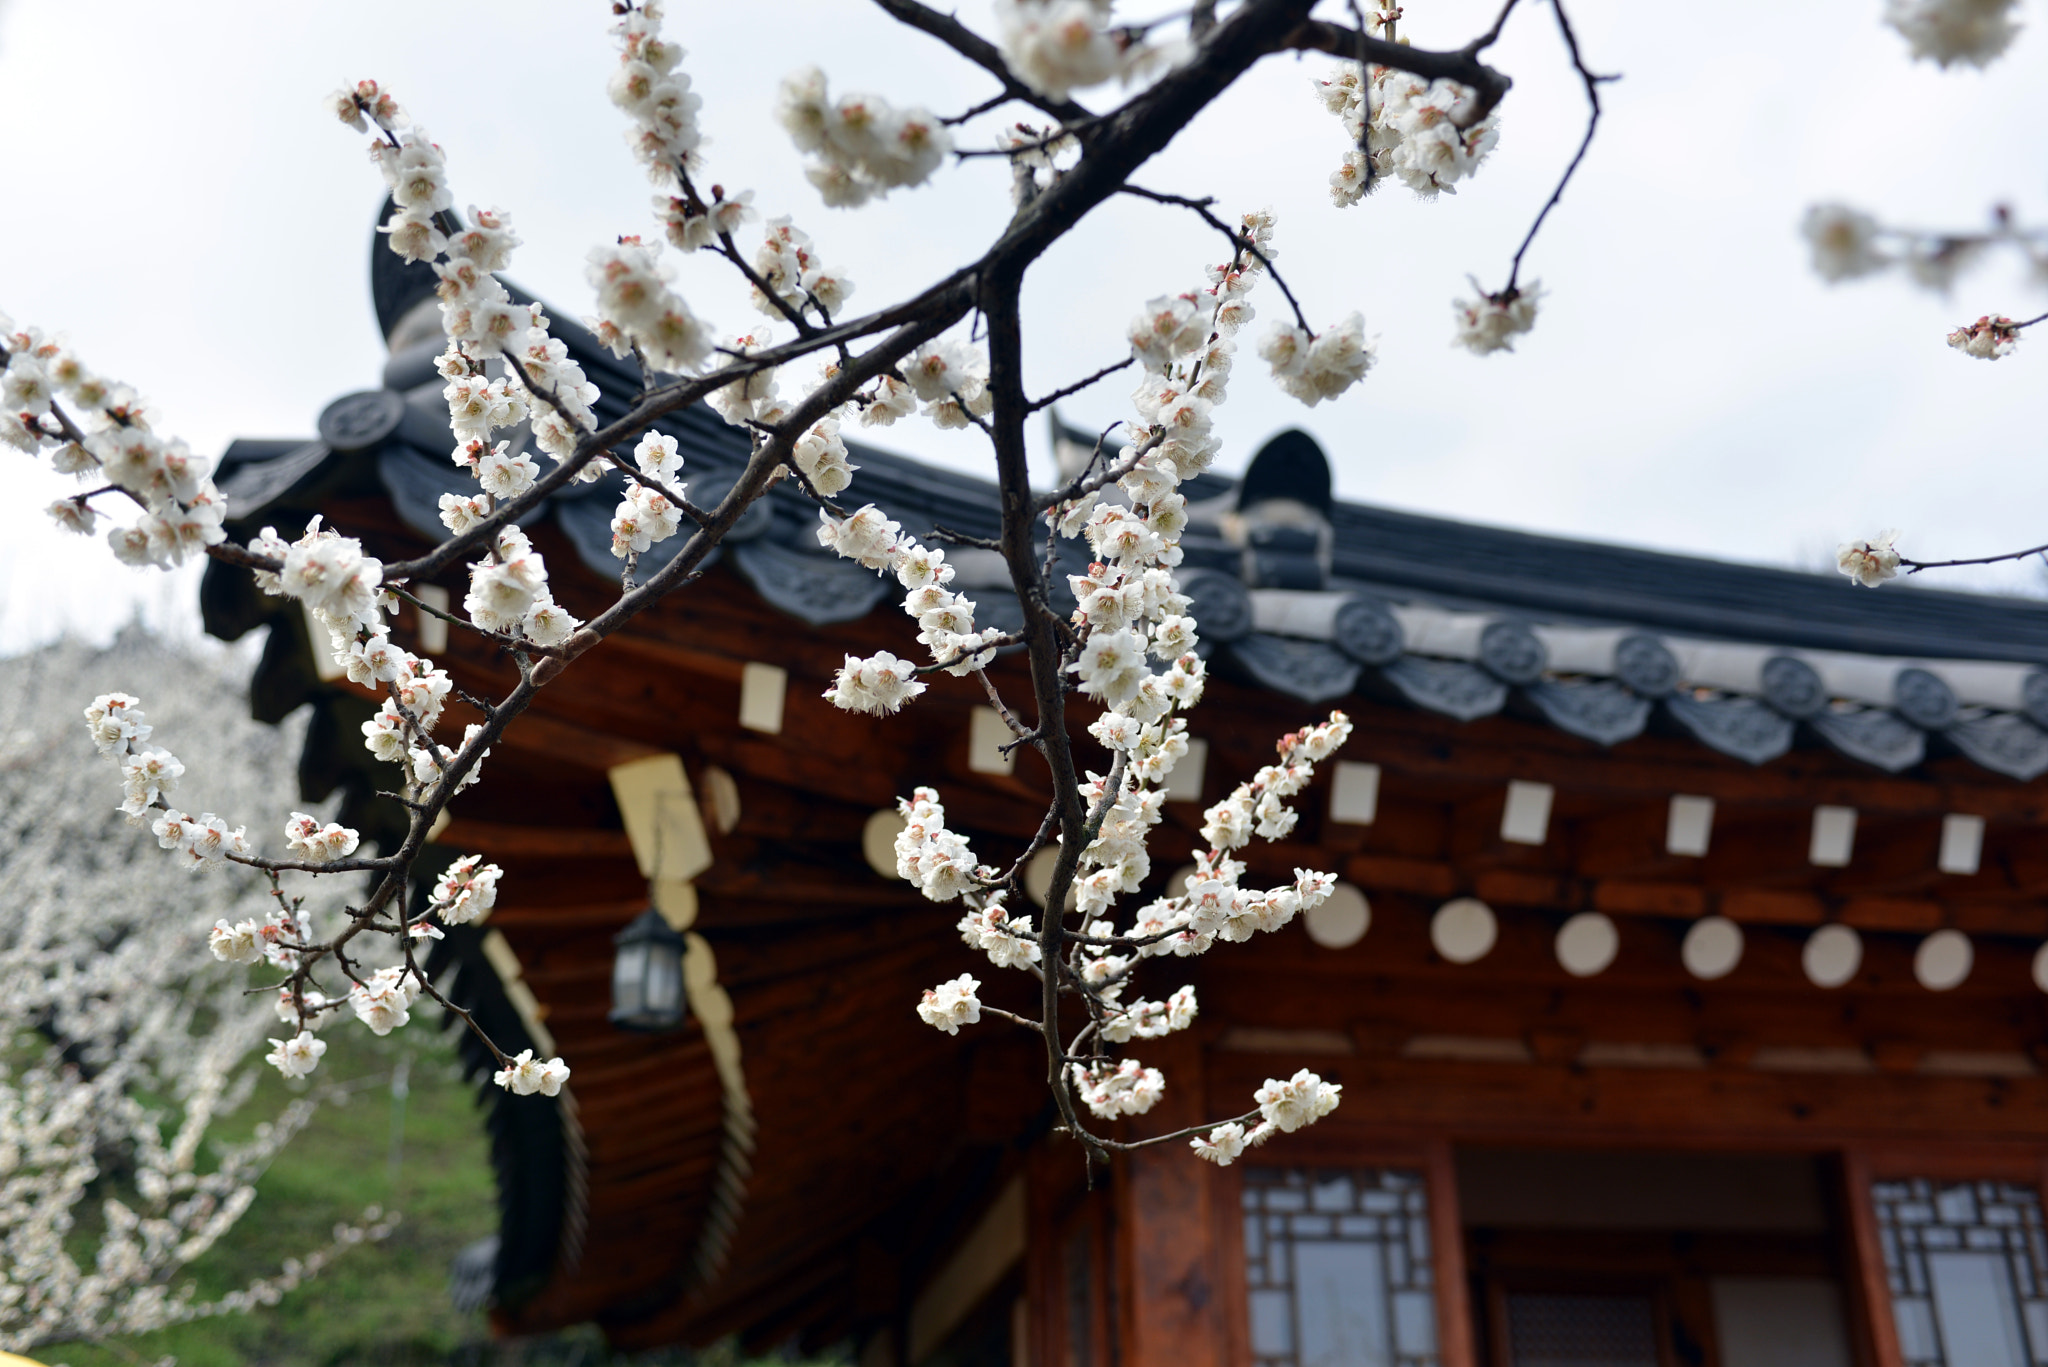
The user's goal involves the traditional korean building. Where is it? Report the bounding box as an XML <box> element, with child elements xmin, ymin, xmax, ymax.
<box><xmin>200</xmin><ymin>212</ymin><xmax>2048</xmax><ymax>1367</ymax></box>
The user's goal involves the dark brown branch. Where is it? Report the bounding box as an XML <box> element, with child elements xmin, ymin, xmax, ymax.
<box><xmin>1288</xmin><ymin>17</ymin><xmax>1514</xmax><ymax>124</ymax></box>
<box><xmin>1902</xmin><ymin>541</ymin><xmax>2048</xmax><ymax>574</ymax></box>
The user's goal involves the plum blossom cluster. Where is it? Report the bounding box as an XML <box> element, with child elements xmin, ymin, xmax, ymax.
<box><xmin>1315</xmin><ymin>61</ymin><xmax>1502</xmax><ymax>204</ymax></box>
<box><xmin>1188</xmin><ymin>1068</ymin><xmax>1345</xmax><ymax>1166</ymax></box>
<box><xmin>746</xmin><ymin>217</ymin><xmax>857</xmax><ymax>324</ymax></box>
<box><xmin>1798</xmin><ymin>202</ymin><xmax>2048</xmax><ymax>292</ymax></box>
<box><xmin>776</xmin><ymin>66</ymin><xmax>952</xmax><ymax>208</ymax></box>
<box><xmin>122</xmin><ymin>502</ymin><xmax>566</xmax><ymax>1096</ymax></box>
<box><xmin>807</xmin><ymin>213</ymin><xmax>1352</xmax><ymax>1154</ymax></box>
<box><xmin>3</xmin><ymin>315</ymin><xmax>227</xmax><ymax>566</ymax></box>
<box><xmin>430</xmin><ymin>854</ymin><xmax>504</xmax><ymax>925</ymax></box>
<box><xmin>1452</xmin><ymin>281</ymin><xmax>1543</xmax><ymax>356</ymax></box>
<box><xmin>916</xmin><ymin>973</ymin><xmax>985</xmax><ymax>1035</ymax></box>
<box><xmin>1837</xmin><ymin>530</ymin><xmax>1903</xmax><ymax>588</ymax></box>
<box><xmin>585</xmin><ymin>238</ymin><xmax>715</xmax><ymax>374</ymax></box>
<box><xmin>817</xmin><ymin>504</ymin><xmax>1005</xmax><ymax>707</ymax></box>
<box><xmin>284</xmin><ymin>812</ymin><xmax>362</xmax><ymax>864</ymax></box>
<box><xmin>496</xmin><ymin>1050</ymin><xmax>572</xmax><ymax>1097</ymax></box>
<box><xmin>993</xmin><ymin>0</ymin><xmax>1179</xmax><ymax>103</ymax></box>
<box><xmin>1947</xmin><ymin>314</ymin><xmax>2024</xmax><ymax>361</ymax></box>
<box><xmin>1883</xmin><ymin>0</ymin><xmax>2023</xmax><ymax>67</ymax></box>
<box><xmin>607</xmin><ymin>1</ymin><xmax>704</xmax><ymax>183</ymax></box>
<box><xmin>332</xmin><ymin>81</ymin><xmax>609</xmax><ymax>487</ymax></box>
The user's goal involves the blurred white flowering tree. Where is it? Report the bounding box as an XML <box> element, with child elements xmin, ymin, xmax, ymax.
<box><xmin>1</xmin><ymin>0</ymin><xmax>2032</xmax><ymax>1243</ymax></box>
<box><xmin>0</xmin><ymin>634</ymin><xmax>392</xmax><ymax>1353</ymax></box>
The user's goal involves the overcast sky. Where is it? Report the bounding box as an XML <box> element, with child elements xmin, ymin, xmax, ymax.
<box><xmin>2</xmin><ymin>0</ymin><xmax>2043</xmax><ymax>653</ymax></box>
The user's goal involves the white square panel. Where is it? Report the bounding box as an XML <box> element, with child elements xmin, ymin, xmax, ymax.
<box><xmin>1501</xmin><ymin>780</ymin><xmax>1553</xmax><ymax>846</ymax></box>
<box><xmin>1667</xmin><ymin>795</ymin><xmax>1715</xmax><ymax>857</ymax></box>
<box><xmin>1939</xmin><ymin>814</ymin><xmax>1985</xmax><ymax>876</ymax></box>
<box><xmin>969</xmin><ymin>705</ymin><xmax>1015</xmax><ymax>775</ymax></box>
<box><xmin>739</xmin><ymin>661</ymin><xmax>786</xmax><ymax>735</ymax></box>
<box><xmin>1810</xmin><ymin>805</ymin><xmax>1857</xmax><ymax>868</ymax></box>
<box><xmin>1164</xmin><ymin>736</ymin><xmax>1207</xmax><ymax>802</ymax></box>
<box><xmin>1329</xmin><ymin>761</ymin><xmax>1381</xmax><ymax>825</ymax></box>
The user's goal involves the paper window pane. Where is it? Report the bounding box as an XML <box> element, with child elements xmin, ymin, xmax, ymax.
<box><xmin>1872</xmin><ymin>1177</ymin><xmax>2048</xmax><ymax>1367</ymax></box>
<box><xmin>1241</xmin><ymin>1167</ymin><xmax>1438</xmax><ymax>1367</ymax></box>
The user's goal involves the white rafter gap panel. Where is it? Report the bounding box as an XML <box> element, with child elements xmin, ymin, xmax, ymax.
<box><xmin>414</xmin><ymin>583</ymin><xmax>450</xmax><ymax>654</ymax></box>
<box><xmin>1500</xmin><ymin>780</ymin><xmax>1553</xmax><ymax>846</ymax></box>
<box><xmin>304</xmin><ymin>603</ymin><xmax>346</xmax><ymax>681</ymax></box>
<box><xmin>608</xmin><ymin>753</ymin><xmax>713</xmax><ymax>882</ymax></box>
<box><xmin>1666</xmin><ymin>794</ymin><xmax>1715</xmax><ymax>856</ymax></box>
<box><xmin>1809</xmin><ymin>805</ymin><xmax>1858</xmax><ymax>868</ymax></box>
<box><xmin>1164</xmin><ymin>736</ymin><xmax>1208</xmax><ymax>802</ymax></box>
<box><xmin>739</xmin><ymin>661</ymin><xmax>787</xmax><ymax>735</ymax></box>
<box><xmin>968</xmin><ymin>706</ymin><xmax>1016</xmax><ymax>776</ymax></box>
<box><xmin>1328</xmin><ymin>760</ymin><xmax>1381</xmax><ymax>825</ymax></box>
<box><xmin>1939</xmin><ymin>813</ymin><xmax>1985</xmax><ymax>876</ymax></box>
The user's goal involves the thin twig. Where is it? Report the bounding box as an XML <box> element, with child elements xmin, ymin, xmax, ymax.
<box><xmin>1505</xmin><ymin>0</ymin><xmax>1611</xmax><ymax>292</ymax></box>
<box><xmin>1028</xmin><ymin>356</ymin><xmax>1135</xmax><ymax>412</ymax></box>
<box><xmin>1119</xmin><ymin>183</ymin><xmax>1314</xmax><ymax>333</ymax></box>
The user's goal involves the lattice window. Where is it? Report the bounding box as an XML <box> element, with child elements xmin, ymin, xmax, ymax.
<box><xmin>1872</xmin><ymin>1178</ymin><xmax>2048</xmax><ymax>1367</ymax></box>
<box><xmin>1242</xmin><ymin>1167</ymin><xmax>1439</xmax><ymax>1367</ymax></box>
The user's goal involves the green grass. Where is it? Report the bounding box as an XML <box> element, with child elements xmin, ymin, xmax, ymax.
<box><xmin>39</xmin><ymin>1027</ymin><xmax>844</xmax><ymax>1367</ymax></box>
<box><xmin>45</xmin><ymin>1024</ymin><xmax>498</xmax><ymax>1367</ymax></box>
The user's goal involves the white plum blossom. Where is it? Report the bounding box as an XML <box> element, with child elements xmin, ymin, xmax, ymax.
<box><xmin>1453</xmin><ymin>283</ymin><xmax>1542</xmax><ymax>356</ymax></box>
<box><xmin>1803</xmin><ymin>204</ymin><xmax>1890</xmax><ymax>282</ymax></box>
<box><xmin>1070</xmin><ymin>1058</ymin><xmax>1165</xmax><ymax>1118</ymax></box>
<box><xmin>586</xmin><ymin>238</ymin><xmax>713</xmax><ymax>373</ymax></box>
<box><xmin>348</xmin><ymin>966</ymin><xmax>420</xmax><ymax>1037</ymax></box>
<box><xmin>1947</xmin><ymin>314</ymin><xmax>2022</xmax><ymax>360</ymax></box>
<box><xmin>1255</xmin><ymin>1068</ymin><xmax>1343</xmax><ymax>1133</ymax></box>
<box><xmin>793</xmin><ymin>416</ymin><xmax>856</xmax><ymax>495</ymax></box>
<box><xmin>1838</xmin><ymin>530</ymin><xmax>1903</xmax><ymax>587</ymax></box>
<box><xmin>1190</xmin><ymin>1121</ymin><xmax>1249</xmax><ymax>1166</ymax></box>
<box><xmin>494</xmin><ymin>1049</ymin><xmax>572</xmax><ymax>1097</ymax></box>
<box><xmin>776</xmin><ymin>66</ymin><xmax>952</xmax><ymax>208</ymax></box>
<box><xmin>612</xmin><ymin>482</ymin><xmax>685</xmax><ymax>557</ymax></box>
<box><xmin>825</xmin><ymin>651</ymin><xmax>928</xmax><ymax>715</ymax></box>
<box><xmin>84</xmin><ymin>692</ymin><xmax>151</xmax><ymax>756</ymax></box>
<box><xmin>208</xmin><ymin>919</ymin><xmax>264</xmax><ymax>965</ymax></box>
<box><xmin>994</xmin><ymin>0</ymin><xmax>1124</xmax><ymax>102</ymax></box>
<box><xmin>1316</xmin><ymin>62</ymin><xmax>1501</xmax><ymax>203</ymax></box>
<box><xmin>607</xmin><ymin>1</ymin><xmax>704</xmax><ymax>180</ymax></box>
<box><xmin>1260</xmin><ymin>313</ymin><xmax>1375</xmax><ymax>405</ymax></box>
<box><xmin>265</xmin><ymin>1031</ymin><xmax>328</xmax><ymax>1080</ymax></box>
<box><xmin>634</xmin><ymin>429</ymin><xmax>684</xmax><ymax>483</ymax></box>
<box><xmin>432</xmin><ymin>855</ymin><xmax>503</xmax><ymax>925</ymax></box>
<box><xmin>1884</xmin><ymin>0</ymin><xmax>2021</xmax><ymax>67</ymax></box>
<box><xmin>917</xmin><ymin>973</ymin><xmax>984</xmax><ymax>1035</ymax></box>
<box><xmin>283</xmin><ymin>812</ymin><xmax>361</xmax><ymax>864</ymax></box>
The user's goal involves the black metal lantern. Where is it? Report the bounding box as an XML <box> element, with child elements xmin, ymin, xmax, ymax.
<box><xmin>609</xmin><ymin>908</ymin><xmax>689</xmax><ymax>1032</ymax></box>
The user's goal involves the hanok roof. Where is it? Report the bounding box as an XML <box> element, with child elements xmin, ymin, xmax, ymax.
<box><xmin>214</xmin><ymin>313</ymin><xmax>2048</xmax><ymax>788</ymax></box>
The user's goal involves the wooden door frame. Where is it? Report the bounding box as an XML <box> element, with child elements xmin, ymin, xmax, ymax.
<box><xmin>1207</xmin><ymin>1133</ymin><xmax>1478</xmax><ymax>1367</ymax></box>
<box><xmin>1837</xmin><ymin>1142</ymin><xmax>2048</xmax><ymax>1367</ymax></box>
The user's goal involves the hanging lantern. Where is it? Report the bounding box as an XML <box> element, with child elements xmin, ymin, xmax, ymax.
<box><xmin>609</xmin><ymin>908</ymin><xmax>688</xmax><ymax>1032</ymax></box>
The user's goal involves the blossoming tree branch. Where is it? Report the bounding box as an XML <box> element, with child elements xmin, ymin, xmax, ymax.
<box><xmin>6</xmin><ymin>0</ymin><xmax>2017</xmax><ymax>1174</ymax></box>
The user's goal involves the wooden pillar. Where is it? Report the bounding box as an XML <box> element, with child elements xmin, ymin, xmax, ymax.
<box><xmin>1424</xmin><ymin>1140</ymin><xmax>1479</xmax><ymax>1367</ymax></box>
<box><xmin>1840</xmin><ymin>1151</ymin><xmax>1904</xmax><ymax>1367</ymax></box>
<box><xmin>1116</xmin><ymin>1033</ymin><xmax>1230</xmax><ymax>1367</ymax></box>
